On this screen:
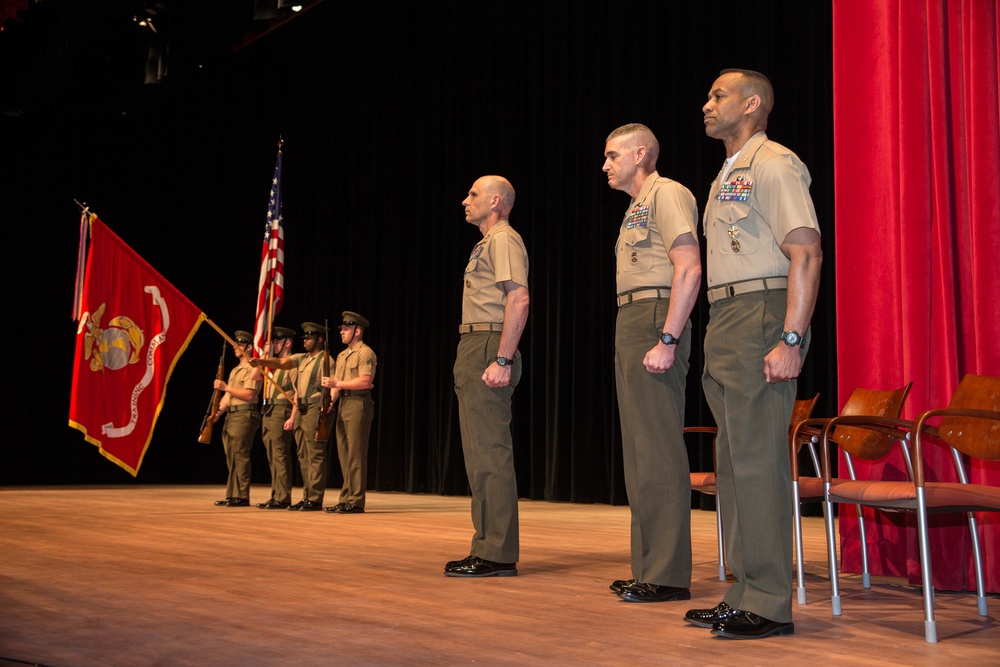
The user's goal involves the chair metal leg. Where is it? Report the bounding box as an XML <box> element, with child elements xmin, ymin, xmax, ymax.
<box><xmin>856</xmin><ymin>504</ymin><xmax>871</xmax><ymax>589</ymax></box>
<box><xmin>915</xmin><ymin>488</ymin><xmax>937</xmax><ymax>643</ymax></box>
<box><xmin>793</xmin><ymin>481</ymin><xmax>807</xmax><ymax>604</ymax></box>
<box><xmin>966</xmin><ymin>511</ymin><xmax>988</xmax><ymax>616</ymax></box>
<box><xmin>715</xmin><ymin>500</ymin><xmax>726</xmax><ymax>581</ymax></box>
<box><xmin>823</xmin><ymin>487</ymin><xmax>841</xmax><ymax>615</ymax></box>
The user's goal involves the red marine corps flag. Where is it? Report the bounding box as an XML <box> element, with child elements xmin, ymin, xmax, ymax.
<box><xmin>70</xmin><ymin>212</ymin><xmax>205</xmax><ymax>475</ymax></box>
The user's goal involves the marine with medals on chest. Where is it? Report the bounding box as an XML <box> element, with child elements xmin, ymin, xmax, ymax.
<box><xmin>603</xmin><ymin>123</ymin><xmax>702</xmax><ymax>604</ymax></box>
<box><xmin>684</xmin><ymin>69</ymin><xmax>822</xmax><ymax>640</ymax></box>
<box><xmin>444</xmin><ymin>175</ymin><xmax>530</xmax><ymax>579</ymax></box>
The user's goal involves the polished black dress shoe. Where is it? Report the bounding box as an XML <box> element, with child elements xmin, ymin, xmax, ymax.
<box><xmin>324</xmin><ymin>503</ymin><xmax>348</xmax><ymax>513</ymax></box>
<box><xmin>258</xmin><ymin>499</ymin><xmax>290</xmax><ymax>510</ymax></box>
<box><xmin>443</xmin><ymin>555</ymin><xmax>517</xmax><ymax>578</ymax></box>
<box><xmin>610</xmin><ymin>579</ymin><xmax>637</xmax><ymax>594</ymax></box>
<box><xmin>225</xmin><ymin>498</ymin><xmax>250</xmax><ymax>507</ymax></box>
<box><xmin>214</xmin><ymin>498</ymin><xmax>234</xmax><ymax>506</ymax></box>
<box><xmin>297</xmin><ymin>500</ymin><xmax>322</xmax><ymax>511</ymax></box>
<box><xmin>711</xmin><ymin>610</ymin><xmax>794</xmax><ymax>639</ymax></box>
<box><xmin>288</xmin><ymin>500</ymin><xmax>305</xmax><ymax>511</ymax></box>
<box><xmin>684</xmin><ymin>601</ymin><xmax>737</xmax><ymax>628</ymax></box>
<box><xmin>338</xmin><ymin>503</ymin><xmax>364</xmax><ymax>514</ymax></box>
<box><xmin>618</xmin><ymin>581</ymin><xmax>691</xmax><ymax>602</ymax></box>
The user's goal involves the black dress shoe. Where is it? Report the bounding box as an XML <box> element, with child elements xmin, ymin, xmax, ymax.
<box><xmin>214</xmin><ymin>498</ymin><xmax>233</xmax><ymax>506</ymax></box>
<box><xmin>259</xmin><ymin>499</ymin><xmax>290</xmax><ymax>510</ymax></box>
<box><xmin>711</xmin><ymin>610</ymin><xmax>794</xmax><ymax>639</ymax></box>
<box><xmin>297</xmin><ymin>500</ymin><xmax>322</xmax><ymax>511</ymax></box>
<box><xmin>324</xmin><ymin>503</ymin><xmax>348</xmax><ymax>513</ymax></box>
<box><xmin>618</xmin><ymin>581</ymin><xmax>691</xmax><ymax>602</ymax></box>
<box><xmin>226</xmin><ymin>498</ymin><xmax>250</xmax><ymax>507</ymax></box>
<box><xmin>684</xmin><ymin>601</ymin><xmax>737</xmax><ymax>628</ymax></box>
<box><xmin>610</xmin><ymin>579</ymin><xmax>637</xmax><ymax>594</ymax></box>
<box><xmin>443</xmin><ymin>555</ymin><xmax>517</xmax><ymax>578</ymax></box>
<box><xmin>288</xmin><ymin>500</ymin><xmax>305</xmax><ymax>511</ymax></box>
<box><xmin>338</xmin><ymin>503</ymin><xmax>364</xmax><ymax>514</ymax></box>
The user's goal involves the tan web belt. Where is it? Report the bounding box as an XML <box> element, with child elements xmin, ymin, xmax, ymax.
<box><xmin>707</xmin><ymin>277</ymin><xmax>788</xmax><ymax>305</ymax></box>
<box><xmin>458</xmin><ymin>322</ymin><xmax>503</xmax><ymax>334</ymax></box>
<box><xmin>616</xmin><ymin>286</ymin><xmax>671</xmax><ymax>307</ymax></box>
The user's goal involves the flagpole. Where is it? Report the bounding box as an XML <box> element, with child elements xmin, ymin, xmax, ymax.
<box><xmin>203</xmin><ymin>317</ymin><xmax>295</xmax><ymax>405</ymax></box>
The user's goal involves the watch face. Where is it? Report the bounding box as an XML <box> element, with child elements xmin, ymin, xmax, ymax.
<box><xmin>783</xmin><ymin>332</ymin><xmax>800</xmax><ymax>346</ymax></box>
<box><xmin>497</xmin><ymin>356</ymin><xmax>509</xmax><ymax>366</ymax></box>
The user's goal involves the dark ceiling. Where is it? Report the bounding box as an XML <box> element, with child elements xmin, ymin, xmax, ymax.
<box><xmin>0</xmin><ymin>0</ymin><xmax>323</xmax><ymax>117</ymax></box>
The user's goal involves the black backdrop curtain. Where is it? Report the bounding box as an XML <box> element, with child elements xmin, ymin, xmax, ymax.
<box><xmin>3</xmin><ymin>1</ymin><xmax>835</xmax><ymax>505</ymax></box>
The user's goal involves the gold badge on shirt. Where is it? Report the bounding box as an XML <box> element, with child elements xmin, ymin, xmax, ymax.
<box><xmin>728</xmin><ymin>225</ymin><xmax>741</xmax><ymax>253</ymax></box>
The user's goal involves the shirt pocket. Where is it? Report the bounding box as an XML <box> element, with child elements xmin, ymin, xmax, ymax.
<box><xmin>714</xmin><ymin>201</ymin><xmax>759</xmax><ymax>256</ymax></box>
<box><xmin>620</xmin><ymin>225</ymin><xmax>653</xmax><ymax>272</ymax></box>
<box><xmin>464</xmin><ymin>259</ymin><xmax>483</xmax><ymax>295</ymax></box>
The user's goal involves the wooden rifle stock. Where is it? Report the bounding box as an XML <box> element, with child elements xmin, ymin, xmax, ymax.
<box><xmin>315</xmin><ymin>318</ymin><xmax>331</xmax><ymax>442</ymax></box>
<box><xmin>197</xmin><ymin>341</ymin><xmax>227</xmax><ymax>444</ymax></box>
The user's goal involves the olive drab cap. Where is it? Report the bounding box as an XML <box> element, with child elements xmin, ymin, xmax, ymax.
<box><xmin>234</xmin><ymin>331</ymin><xmax>253</xmax><ymax>345</ymax></box>
<box><xmin>272</xmin><ymin>326</ymin><xmax>297</xmax><ymax>339</ymax></box>
<box><xmin>342</xmin><ymin>311</ymin><xmax>369</xmax><ymax>327</ymax></box>
<box><xmin>301</xmin><ymin>322</ymin><xmax>325</xmax><ymax>336</ymax></box>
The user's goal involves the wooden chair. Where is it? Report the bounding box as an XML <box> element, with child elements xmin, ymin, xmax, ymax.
<box><xmin>789</xmin><ymin>383</ymin><xmax>912</xmax><ymax>604</ymax></box>
<box><xmin>818</xmin><ymin>374</ymin><xmax>1000</xmax><ymax>643</ymax></box>
<box><xmin>687</xmin><ymin>394</ymin><xmax>820</xmax><ymax>582</ymax></box>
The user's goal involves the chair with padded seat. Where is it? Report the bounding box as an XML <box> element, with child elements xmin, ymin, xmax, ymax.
<box><xmin>687</xmin><ymin>394</ymin><xmax>820</xmax><ymax>582</ymax></box>
<box><xmin>789</xmin><ymin>383</ymin><xmax>912</xmax><ymax>604</ymax></box>
<box><xmin>818</xmin><ymin>373</ymin><xmax>1000</xmax><ymax>643</ymax></box>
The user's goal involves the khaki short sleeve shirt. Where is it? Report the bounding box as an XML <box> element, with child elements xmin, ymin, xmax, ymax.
<box><xmin>461</xmin><ymin>220</ymin><xmax>529</xmax><ymax>325</ymax></box>
<box><xmin>616</xmin><ymin>172</ymin><xmax>698</xmax><ymax>294</ymax></box>
<box><xmin>703</xmin><ymin>132</ymin><xmax>820</xmax><ymax>287</ymax></box>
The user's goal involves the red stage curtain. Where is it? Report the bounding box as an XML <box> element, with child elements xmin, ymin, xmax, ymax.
<box><xmin>833</xmin><ymin>0</ymin><xmax>1000</xmax><ymax>592</ymax></box>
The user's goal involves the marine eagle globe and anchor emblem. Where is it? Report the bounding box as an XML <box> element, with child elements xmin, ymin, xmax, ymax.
<box><xmin>82</xmin><ymin>302</ymin><xmax>145</xmax><ymax>373</ymax></box>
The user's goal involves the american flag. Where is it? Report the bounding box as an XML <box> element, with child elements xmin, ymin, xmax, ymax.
<box><xmin>253</xmin><ymin>138</ymin><xmax>285</xmax><ymax>355</ymax></box>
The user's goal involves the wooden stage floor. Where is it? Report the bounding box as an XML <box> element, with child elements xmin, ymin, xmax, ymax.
<box><xmin>1</xmin><ymin>486</ymin><xmax>997</xmax><ymax>666</ymax></box>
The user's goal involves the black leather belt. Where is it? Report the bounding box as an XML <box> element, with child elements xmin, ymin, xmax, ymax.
<box><xmin>227</xmin><ymin>404</ymin><xmax>258</xmax><ymax>413</ymax></box>
<box><xmin>340</xmin><ymin>390</ymin><xmax>371</xmax><ymax>397</ymax></box>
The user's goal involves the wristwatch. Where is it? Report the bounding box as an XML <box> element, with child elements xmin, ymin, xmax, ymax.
<box><xmin>780</xmin><ymin>330</ymin><xmax>806</xmax><ymax>348</ymax></box>
<box><xmin>496</xmin><ymin>356</ymin><xmax>512</xmax><ymax>366</ymax></box>
<box><xmin>659</xmin><ymin>332</ymin><xmax>679</xmax><ymax>346</ymax></box>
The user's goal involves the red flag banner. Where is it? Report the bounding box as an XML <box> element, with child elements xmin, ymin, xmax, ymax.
<box><xmin>69</xmin><ymin>214</ymin><xmax>205</xmax><ymax>476</ymax></box>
